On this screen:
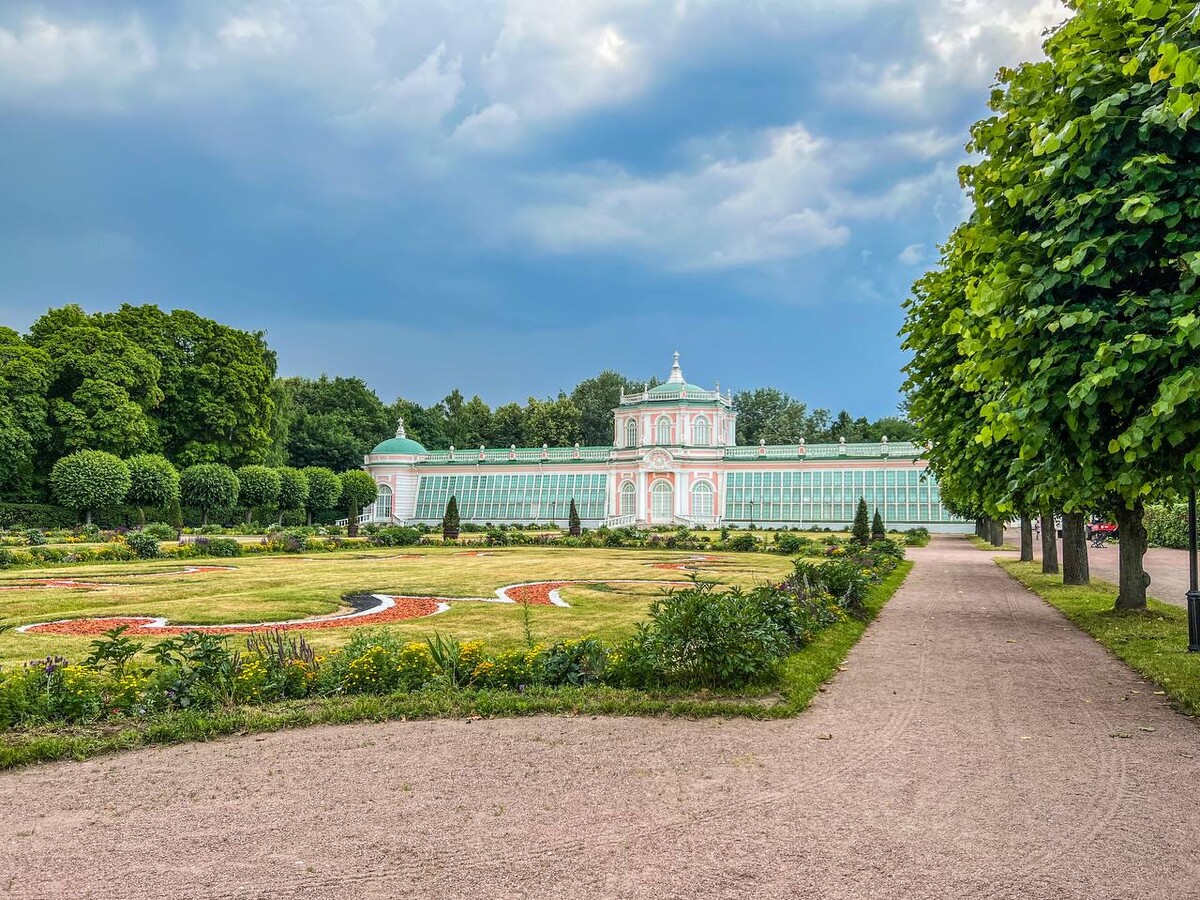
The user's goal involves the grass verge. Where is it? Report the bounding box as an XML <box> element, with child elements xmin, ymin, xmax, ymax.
<box><xmin>998</xmin><ymin>560</ymin><xmax>1200</xmax><ymax>715</ymax></box>
<box><xmin>968</xmin><ymin>535</ymin><xmax>1018</xmax><ymax>552</ymax></box>
<box><xmin>0</xmin><ymin>561</ymin><xmax>912</xmax><ymax>770</ymax></box>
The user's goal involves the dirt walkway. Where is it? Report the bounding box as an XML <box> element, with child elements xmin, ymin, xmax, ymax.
<box><xmin>2</xmin><ymin>538</ymin><xmax>1198</xmax><ymax>900</ymax></box>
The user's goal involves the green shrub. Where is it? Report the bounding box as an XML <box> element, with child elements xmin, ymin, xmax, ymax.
<box><xmin>195</xmin><ymin>537</ymin><xmax>242</xmax><ymax>558</ymax></box>
<box><xmin>904</xmin><ymin>527</ymin><xmax>931</xmax><ymax>547</ymax></box>
<box><xmin>126</xmin><ymin>532</ymin><xmax>161</xmax><ymax>559</ymax></box>
<box><xmin>51</xmin><ymin>451</ymin><xmax>131</xmax><ymax>524</ymax></box>
<box><xmin>0</xmin><ymin>503</ymin><xmax>77</xmax><ymax>530</ymax></box>
<box><xmin>615</xmin><ymin>583</ymin><xmax>791</xmax><ymax>688</ymax></box>
<box><xmin>1146</xmin><ymin>502</ymin><xmax>1188</xmax><ymax>549</ymax></box>
<box><xmin>773</xmin><ymin>532</ymin><xmax>811</xmax><ymax>555</ymax></box>
<box><xmin>142</xmin><ymin>522</ymin><xmax>176</xmax><ymax>540</ymax></box>
<box><xmin>23</xmin><ymin>528</ymin><xmax>46</xmax><ymax>546</ymax></box>
<box><xmin>727</xmin><ymin>533</ymin><xmax>758</xmax><ymax>552</ymax></box>
<box><xmin>371</xmin><ymin>526</ymin><xmax>421</xmax><ymax>547</ymax></box>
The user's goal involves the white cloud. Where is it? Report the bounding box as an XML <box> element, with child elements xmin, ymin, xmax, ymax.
<box><xmin>898</xmin><ymin>243</ymin><xmax>925</xmax><ymax>264</ymax></box>
<box><xmin>0</xmin><ymin>14</ymin><xmax>156</xmax><ymax>108</ymax></box>
<box><xmin>830</xmin><ymin>0</ymin><xmax>1070</xmax><ymax>118</ymax></box>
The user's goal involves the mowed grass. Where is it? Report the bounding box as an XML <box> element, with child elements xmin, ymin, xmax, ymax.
<box><xmin>998</xmin><ymin>560</ymin><xmax>1200</xmax><ymax>715</ymax></box>
<box><xmin>0</xmin><ymin>547</ymin><xmax>794</xmax><ymax>667</ymax></box>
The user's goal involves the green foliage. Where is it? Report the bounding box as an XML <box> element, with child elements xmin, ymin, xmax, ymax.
<box><xmin>236</xmin><ymin>465</ymin><xmax>282</xmax><ymax>511</ymax></box>
<box><xmin>442</xmin><ymin>495</ymin><xmax>460</xmax><ymax>536</ymax></box>
<box><xmin>904</xmin><ymin>527</ymin><xmax>931</xmax><ymax>547</ymax></box>
<box><xmin>727</xmin><ymin>533</ymin><xmax>758</xmax><ymax>552</ymax></box>
<box><xmin>570</xmin><ymin>371</ymin><xmax>644</xmax><ymax>445</ymax></box>
<box><xmin>370</xmin><ymin>526</ymin><xmax>421</xmax><ymax>547</ymax></box>
<box><xmin>1146</xmin><ymin>501</ymin><xmax>1189</xmax><ymax>549</ymax></box>
<box><xmin>141</xmin><ymin>522</ymin><xmax>176</xmax><ymax>540</ymax></box>
<box><xmin>276</xmin><ymin>467</ymin><xmax>309</xmax><ymax>512</ymax></box>
<box><xmin>83</xmin><ymin>626</ymin><xmax>144</xmax><ymax>677</ymax></box>
<box><xmin>0</xmin><ymin>327</ymin><xmax>50</xmax><ymax>500</ymax></box>
<box><xmin>101</xmin><ymin>304</ymin><xmax>277</xmax><ymax>468</ymax></box>
<box><xmin>125</xmin><ymin>454</ymin><xmax>180</xmax><ymax>512</ymax></box>
<box><xmin>872</xmin><ymin>508</ymin><xmax>885</xmax><ymax>538</ymax></box>
<box><xmin>339</xmin><ymin>470</ymin><xmax>378</xmax><ymax>515</ymax></box>
<box><xmin>179</xmin><ymin>463</ymin><xmax>239</xmax><ymax>524</ymax></box>
<box><xmin>0</xmin><ymin>503</ymin><xmax>76</xmax><ymax>529</ymax></box>
<box><xmin>614</xmin><ymin>582</ymin><xmax>791</xmax><ymax>688</ymax></box>
<box><xmin>301</xmin><ymin>466</ymin><xmax>341</xmax><ymax>518</ymax></box>
<box><xmin>50</xmin><ymin>450</ymin><xmax>131</xmax><ymax>521</ymax></box>
<box><xmin>28</xmin><ymin>305</ymin><xmax>163</xmax><ymax>460</ymax></box>
<box><xmin>852</xmin><ymin>498</ymin><xmax>870</xmax><ymax>545</ymax></box>
<box><xmin>278</xmin><ymin>375</ymin><xmax>392</xmax><ymax>472</ymax></box>
<box><xmin>125</xmin><ymin>532</ymin><xmax>161</xmax><ymax>559</ymax></box>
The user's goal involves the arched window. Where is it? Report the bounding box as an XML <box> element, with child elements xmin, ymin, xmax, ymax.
<box><xmin>373</xmin><ymin>484</ymin><xmax>393</xmax><ymax>522</ymax></box>
<box><xmin>625</xmin><ymin>419</ymin><xmax>638</xmax><ymax>448</ymax></box>
<box><xmin>691</xmin><ymin>481</ymin><xmax>714</xmax><ymax>518</ymax></box>
<box><xmin>692</xmin><ymin>416</ymin><xmax>711</xmax><ymax>446</ymax></box>
<box><xmin>651</xmin><ymin>479</ymin><xmax>674</xmax><ymax>524</ymax></box>
<box><xmin>655</xmin><ymin>416</ymin><xmax>672</xmax><ymax>445</ymax></box>
<box><xmin>620</xmin><ymin>481</ymin><xmax>636</xmax><ymax>517</ymax></box>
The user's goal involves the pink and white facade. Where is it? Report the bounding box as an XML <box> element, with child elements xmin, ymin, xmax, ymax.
<box><xmin>361</xmin><ymin>355</ymin><xmax>967</xmax><ymax>532</ymax></box>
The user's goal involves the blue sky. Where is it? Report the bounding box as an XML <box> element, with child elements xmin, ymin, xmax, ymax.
<box><xmin>0</xmin><ymin>0</ymin><xmax>1068</xmax><ymax>417</ymax></box>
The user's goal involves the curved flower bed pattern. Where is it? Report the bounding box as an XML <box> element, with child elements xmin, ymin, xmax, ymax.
<box><xmin>16</xmin><ymin>578</ymin><xmax>692</xmax><ymax>637</ymax></box>
<box><xmin>0</xmin><ymin>566</ymin><xmax>239</xmax><ymax>592</ymax></box>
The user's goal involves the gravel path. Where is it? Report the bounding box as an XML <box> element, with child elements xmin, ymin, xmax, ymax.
<box><xmin>3</xmin><ymin>538</ymin><xmax>1198</xmax><ymax>900</ymax></box>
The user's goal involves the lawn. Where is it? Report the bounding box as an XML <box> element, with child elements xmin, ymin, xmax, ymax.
<box><xmin>0</xmin><ymin>546</ymin><xmax>795</xmax><ymax>668</ymax></box>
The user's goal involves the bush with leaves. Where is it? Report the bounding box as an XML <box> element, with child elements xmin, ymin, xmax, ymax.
<box><xmin>852</xmin><ymin>498</ymin><xmax>870</xmax><ymax>545</ymax></box>
<box><xmin>50</xmin><ymin>451</ymin><xmax>131</xmax><ymax>525</ymax></box>
<box><xmin>126</xmin><ymin>454</ymin><xmax>180</xmax><ymax>523</ymax></box>
<box><xmin>301</xmin><ymin>466</ymin><xmax>341</xmax><ymax>524</ymax></box>
<box><xmin>370</xmin><ymin>525</ymin><xmax>421</xmax><ymax>547</ymax></box>
<box><xmin>125</xmin><ymin>532</ymin><xmax>161</xmax><ymax>559</ymax></box>
<box><xmin>276</xmin><ymin>467</ymin><xmax>310</xmax><ymax>518</ymax></box>
<box><xmin>180</xmin><ymin>464</ymin><xmax>239</xmax><ymax>526</ymax></box>
<box><xmin>236</xmin><ymin>465</ymin><xmax>282</xmax><ymax>522</ymax></box>
<box><xmin>614</xmin><ymin>582</ymin><xmax>792</xmax><ymax>689</ymax></box>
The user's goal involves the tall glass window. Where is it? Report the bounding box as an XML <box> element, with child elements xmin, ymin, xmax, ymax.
<box><xmin>651</xmin><ymin>479</ymin><xmax>673</xmax><ymax>523</ymax></box>
<box><xmin>620</xmin><ymin>481</ymin><xmax>636</xmax><ymax>516</ymax></box>
<box><xmin>373</xmin><ymin>484</ymin><xmax>393</xmax><ymax>521</ymax></box>
<box><xmin>655</xmin><ymin>416</ymin><xmax>672</xmax><ymax>445</ymax></box>
<box><xmin>625</xmin><ymin>419</ymin><xmax>638</xmax><ymax>447</ymax></box>
<box><xmin>692</xmin><ymin>416</ymin><xmax>711</xmax><ymax>446</ymax></box>
<box><xmin>691</xmin><ymin>481</ymin><xmax>714</xmax><ymax>518</ymax></box>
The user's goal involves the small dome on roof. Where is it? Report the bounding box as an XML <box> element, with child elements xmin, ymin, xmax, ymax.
<box><xmin>644</xmin><ymin>352</ymin><xmax>705</xmax><ymax>397</ymax></box>
<box><xmin>370</xmin><ymin>418</ymin><xmax>427</xmax><ymax>455</ymax></box>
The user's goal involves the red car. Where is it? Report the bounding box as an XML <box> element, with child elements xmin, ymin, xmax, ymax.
<box><xmin>1087</xmin><ymin>521</ymin><xmax>1118</xmax><ymax>547</ymax></box>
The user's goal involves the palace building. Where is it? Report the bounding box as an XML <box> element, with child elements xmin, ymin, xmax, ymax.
<box><xmin>360</xmin><ymin>354</ymin><xmax>968</xmax><ymax>532</ymax></box>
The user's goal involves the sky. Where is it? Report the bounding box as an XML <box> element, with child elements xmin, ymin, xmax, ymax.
<box><xmin>0</xmin><ymin>0</ymin><xmax>1070</xmax><ymax>418</ymax></box>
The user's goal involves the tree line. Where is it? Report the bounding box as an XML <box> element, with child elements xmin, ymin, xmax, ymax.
<box><xmin>902</xmin><ymin>0</ymin><xmax>1200</xmax><ymax>611</ymax></box>
<box><xmin>1</xmin><ymin>303</ymin><xmax>916</xmax><ymax>506</ymax></box>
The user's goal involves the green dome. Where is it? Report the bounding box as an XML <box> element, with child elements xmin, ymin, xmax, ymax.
<box><xmin>370</xmin><ymin>436</ymin><xmax>427</xmax><ymax>455</ymax></box>
<box><xmin>647</xmin><ymin>381</ymin><xmax>707</xmax><ymax>398</ymax></box>
<box><xmin>372</xmin><ymin>419</ymin><xmax>426</xmax><ymax>455</ymax></box>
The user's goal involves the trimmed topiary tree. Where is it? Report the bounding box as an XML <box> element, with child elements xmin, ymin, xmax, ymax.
<box><xmin>50</xmin><ymin>450</ymin><xmax>131</xmax><ymax>525</ymax></box>
<box><xmin>852</xmin><ymin>498</ymin><xmax>870</xmax><ymax>545</ymax></box>
<box><xmin>442</xmin><ymin>495</ymin><xmax>460</xmax><ymax>540</ymax></box>
<box><xmin>871</xmin><ymin>508</ymin><xmax>886</xmax><ymax>542</ymax></box>
<box><xmin>180</xmin><ymin>463</ymin><xmax>240</xmax><ymax>527</ymax></box>
<box><xmin>236</xmin><ymin>465</ymin><xmax>282</xmax><ymax>524</ymax></box>
<box><xmin>569</xmin><ymin>498</ymin><xmax>581</xmax><ymax>537</ymax></box>
<box><xmin>126</xmin><ymin>454</ymin><xmax>180</xmax><ymax>525</ymax></box>
<box><xmin>302</xmin><ymin>466</ymin><xmax>341</xmax><ymax>525</ymax></box>
<box><xmin>339</xmin><ymin>470</ymin><xmax>378</xmax><ymax>537</ymax></box>
<box><xmin>276</xmin><ymin>467</ymin><xmax>310</xmax><ymax>523</ymax></box>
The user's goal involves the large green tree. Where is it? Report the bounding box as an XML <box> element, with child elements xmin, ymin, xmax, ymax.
<box><xmin>906</xmin><ymin>0</ymin><xmax>1200</xmax><ymax>609</ymax></box>
<box><xmin>0</xmin><ymin>328</ymin><xmax>51</xmax><ymax>500</ymax></box>
<box><xmin>570</xmin><ymin>371</ymin><xmax>643</xmax><ymax>446</ymax></box>
<box><xmin>103</xmin><ymin>305</ymin><xmax>277</xmax><ymax>467</ymax></box>
<box><xmin>28</xmin><ymin>305</ymin><xmax>163</xmax><ymax>460</ymax></box>
<box><xmin>236</xmin><ymin>465</ymin><xmax>282</xmax><ymax>522</ymax></box>
<box><xmin>281</xmin><ymin>376</ymin><xmax>392</xmax><ymax>471</ymax></box>
<box><xmin>180</xmin><ymin>463</ymin><xmax>240</xmax><ymax>526</ymax></box>
<box><xmin>125</xmin><ymin>454</ymin><xmax>181</xmax><ymax>523</ymax></box>
<box><xmin>50</xmin><ymin>450</ymin><xmax>131</xmax><ymax>525</ymax></box>
<box><xmin>522</xmin><ymin>395</ymin><xmax>582</xmax><ymax>447</ymax></box>
<box><xmin>301</xmin><ymin>466</ymin><xmax>342</xmax><ymax>525</ymax></box>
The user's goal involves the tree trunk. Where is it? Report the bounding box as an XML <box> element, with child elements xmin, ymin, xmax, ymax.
<box><xmin>202</xmin><ymin>508</ymin><xmax>209</xmax><ymax>527</ymax></box>
<box><xmin>1114</xmin><ymin>500</ymin><xmax>1149</xmax><ymax>610</ymax></box>
<box><xmin>307</xmin><ymin>510</ymin><xmax>313</xmax><ymax>526</ymax></box>
<box><xmin>85</xmin><ymin>509</ymin><xmax>92</xmax><ymax>526</ymax></box>
<box><xmin>1061</xmin><ymin>512</ymin><xmax>1090</xmax><ymax>586</ymax></box>
<box><xmin>347</xmin><ymin>503</ymin><xmax>358</xmax><ymax>538</ymax></box>
<box><xmin>245</xmin><ymin>508</ymin><xmax>253</xmax><ymax>525</ymax></box>
<box><xmin>1020</xmin><ymin>516</ymin><xmax>1034</xmax><ymax>562</ymax></box>
<box><xmin>1040</xmin><ymin>513</ymin><xmax>1059</xmax><ymax>575</ymax></box>
<box><xmin>975</xmin><ymin>518</ymin><xmax>985</xmax><ymax>538</ymax></box>
<box><xmin>989</xmin><ymin>518</ymin><xmax>1005</xmax><ymax>547</ymax></box>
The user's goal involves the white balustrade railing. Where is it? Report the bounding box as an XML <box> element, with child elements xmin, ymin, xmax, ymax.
<box><xmin>603</xmin><ymin>514</ymin><xmax>637</xmax><ymax>528</ymax></box>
